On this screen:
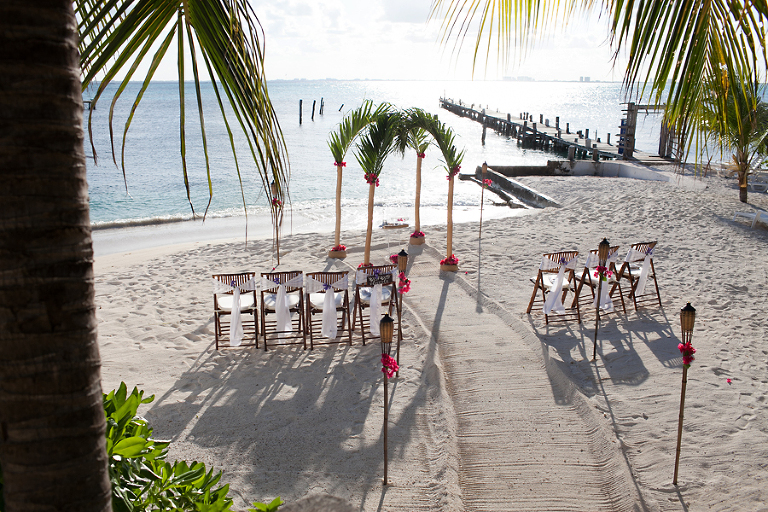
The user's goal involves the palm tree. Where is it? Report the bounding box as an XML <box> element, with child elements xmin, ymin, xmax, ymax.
<box><xmin>328</xmin><ymin>101</ymin><xmax>382</xmax><ymax>256</ymax></box>
<box><xmin>400</xmin><ymin>109</ymin><xmax>433</xmax><ymax>242</ymax></box>
<box><xmin>415</xmin><ymin>116</ymin><xmax>465</xmax><ymax>269</ymax></box>
<box><xmin>354</xmin><ymin>108</ymin><xmax>401</xmax><ymax>265</ymax></box>
<box><xmin>429</xmin><ymin>1</ymin><xmax>768</xmax><ymax>166</ymax></box>
<box><xmin>697</xmin><ymin>69</ymin><xmax>768</xmax><ymax>202</ymax></box>
<box><xmin>1</xmin><ymin>0</ymin><xmax>288</xmax><ymax>509</ymax></box>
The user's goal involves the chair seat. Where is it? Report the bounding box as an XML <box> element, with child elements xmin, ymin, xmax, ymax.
<box><xmin>309</xmin><ymin>292</ymin><xmax>345</xmax><ymax>309</ymax></box>
<box><xmin>216</xmin><ymin>294</ymin><xmax>255</xmax><ymax>312</ymax></box>
<box><xmin>536</xmin><ymin>274</ymin><xmax>571</xmax><ymax>290</ymax></box>
<box><xmin>263</xmin><ymin>293</ymin><xmax>301</xmax><ymax>311</ymax></box>
<box><xmin>358</xmin><ymin>287</ymin><xmax>393</xmax><ymax>304</ymax></box>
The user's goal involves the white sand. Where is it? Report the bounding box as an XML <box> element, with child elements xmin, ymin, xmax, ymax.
<box><xmin>95</xmin><ymin>168</ymin><xmax>768</xmax><ymax>511</ymax></box>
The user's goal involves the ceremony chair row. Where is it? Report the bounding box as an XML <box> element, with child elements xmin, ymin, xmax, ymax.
<box><xmin>526</xmin><ymin>241</ymin><xmax>662</xmax><ymax>325</ymax></box>
<box><xmin>212</xmin><ymin>265</ymin><xmax>401</xmax><ymax>351</ymax></box>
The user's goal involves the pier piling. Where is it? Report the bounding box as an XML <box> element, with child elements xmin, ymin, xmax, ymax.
<box><xmin>299</xmin><ymin>99</ymin><xmax>303</xmax><ymax>124</ymax></box>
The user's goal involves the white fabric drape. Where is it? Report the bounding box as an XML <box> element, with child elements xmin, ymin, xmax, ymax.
<box><xmin>212</xmin><ymin>276</ymin><xmax>257</xmax><ymax>346</ymax></box>
<box><xmin>306</xmin><ymin>274</ymin><xmax>348</xmax><ymax>339</ymax></box>
<box><xmin>261</xmin><ymin>274</ymin><xmax>304</xmax><ymax>337</ymax></box>
<box><xmin>625</xmin><ymin>247</ymin><xmax>654</xmax><ymax>296</ymax></box>
<box><xmin>583</xmin><ymin>248</ymin><xmax>617</xmax><ymax>313</ymax></box>
<box><xmin>583</xmin><ymin>247</ymin><xmax>619</xmax><ymax>269</ymax></box>
<box><xmin>593</xmin><ymin>279</ymin><xmax>613</xmax><ymax>312</ymax></box>
<box><xmin>355</xmin><ymin>268</ymin><xmax>396</xmax><ymax>336</ymax></box>
<box><xmin>541</xmin><ymin>255</ymin><xmax>578</xmax><ymax>315</ymax></box>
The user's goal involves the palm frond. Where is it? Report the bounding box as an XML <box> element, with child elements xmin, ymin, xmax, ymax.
<box><xmin>77</xmin><ymin>0</ymin><xmax>289</xmax><ymax>220</ymax></box>
<box><xmin>354</xmin><ymin>111</ymin><xmax>403</xmax><ymax>178</ymax></box>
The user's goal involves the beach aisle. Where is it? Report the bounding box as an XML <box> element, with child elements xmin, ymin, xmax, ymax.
<box><xmin>403</xmin><ymin>245</ymin><xmax>642</xmax><ymax>511</ymax></box>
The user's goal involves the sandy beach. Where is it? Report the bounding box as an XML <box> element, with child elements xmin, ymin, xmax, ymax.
<box><xmin>95</xmin><ymin>166</ymin><xmax>768</xmax><ymax>511</ymax></box>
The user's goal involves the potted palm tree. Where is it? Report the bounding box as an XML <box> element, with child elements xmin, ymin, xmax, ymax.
<box><xmin>402</xmin><ymin>109</ymin><xmax>432</xmax><ymax>246</ymax></box>
<box><xmin>328</xmin><ymin>101</ymin><xmax>385</xmax><ymax>258</ymax></box>
<box><xmin>354</xmin><ymin>107</ymin><xmax>401</xmax><ymax>265</ymax></box>
<box><xmin>416</xmin><ymin>116</ymin><xmax>465</xmax><ymax>271</ymax></box>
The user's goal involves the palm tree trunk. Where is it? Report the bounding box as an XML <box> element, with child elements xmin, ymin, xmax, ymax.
<box><xmin>447</xmin><ymin>177</ymin><xmax>454</xmax><ymax>258</ymax></box>
<box><xmin>738</xmin><ymin>169</ymin><xmax>749</xmax><ymax>203</ymax></box>
<box><xmin>0</xmin><ymin>1</ymin><xmax>112</xmax><ymax>511</ymax></box>
<box><xmin>364</xmin><ymin>183</ymin><xmax>376</xmax><ymax>264</ymax></box>
<box><xmin>334</xmin><ymin>164</ymin><xmax>343</xmax><ymax>246</ymax></box>
<box><xmin>414</xmin><ymin>155</ymin><xmax>422</xmax><ymax>232</ymax></box>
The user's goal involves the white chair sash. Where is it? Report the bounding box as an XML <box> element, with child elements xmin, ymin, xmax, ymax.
<box><xmin>541</xmin><ymin>255</ymin><xmax>577</xmax><ymax>315</ymax></box>
<box><xmin>584</xmin><ymin>247</ymin><xmax>619</xmax><ymax>269</ymax></box>
<box><xmin>306</xmin><ymin>274</ymin><xmax>348</xmax><ymax>339</ymax></box>
<box><xmin>261</xmin><ymin>274</ymin><xmax>304</xmax><ymax>337</ymax></box>
<box><xmin>625</xmin><ymin>247</ymin><xmax>654</xmax><ymax>296</ymax></box>
<box><xmin>592</xmin><ymin>279</ymin><xmax>614</xmax><ymax>312</ymax></box>
<box><xmin>369</xmin><ymin>284</ymin><xmax>382</xmax><ymax>336</ymax></box>
<box><xmin>212</xmin><ymin>276</ymin><xmax>257</xmax><ymax>347</ymax></box>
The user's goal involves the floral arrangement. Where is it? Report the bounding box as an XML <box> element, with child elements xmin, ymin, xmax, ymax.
<box><xmin>482</xmin><ymin>179</ymin><xmax>493</xmax><ymax>188</ymax></box>
<box><xmin>410</xmin><ymin>231</ymin><xmax>425</xmax><ymax>238</ymax></box>
<box><xmin>417</xmin><ymin>152</ymin><xmax>426</xmax><ymax>158</ymax></box>
<box><xmin>441</xmin><ymin>254</ymin><xmax>459</xmax><ymax>266</ymax></box>
<box><xmin>381</xmin><ymin>353</ymin><xmax>399</xmax><ymax>379</ymax></box>
<box><xmin>333</xmin><ymin>161</ymin><xmax>347</xmax><ymax>167</ymax></box>
<box><xmin>365</xmin><ymin>172</ymin><xmax>380</xmax><ymax>187</ymax></box>
<box><xmin>271</xmin><ymin>197</ymin><xmax>282</xmax><ymax>207</ymax></box>
<box><xmin>331</xmin><ymin>244</ymin><xmax>346</xmax><ymax>252</ymax></box>
<box><xmin>679</xmin><ymin>341</ymin><xmax>696</xmax><ymax>368</ymax></box>
<box><xmin>447</xmin><ymin>165</ymin><xmax>461</xmax><ymax>180</ymax></box>
<box><xmin>389</xmin><ymin>254</ymin><xmax>399</xmax><ymax>264</ymax></box>
<box><xmin>398</xmin><ymin>271</ymin><xmax>411</xmax><ymax>294</ymax></box>
<box><xmin>593</xmin><ymin>265</ymin><xmax>613</xmax><ymax>280</ymax></box>
<box><xmin>357</xmin><ymin>262</ymin><xmax>373</xmax><ymax>268</ymax></box>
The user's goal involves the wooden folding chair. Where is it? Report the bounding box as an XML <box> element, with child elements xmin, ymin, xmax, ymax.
<box><xmin>260</xmin><ymin>271</ymin><xmax>306</xmax><ymax>350</ymax></box>
<box><xmin>526</xmin><ymin>251</ymin><xmax>581</xmax><ymax>324</ymax></box>
<box><xmin>612</xmin><ymin>241</ymin><xmax>662</xmax><ymax>310</ymax></box>
<box><xmin>212</xmin><ymin>272</ymin><xmax>258</xmax><ymax>349</ymax></box>
<box><xmin>571</xmin><ymin>245</ymin><xmax>627</xmax><ymax>314</ymax></box>
<box><xmin>305</xmin><ymin>271</ymin><xmax>352</xmax><ymax>349</ymax></box>
<box><xmin>352</xmin><ymin>265</ymin><xmax>398</xmax><ymax>345</ymax></box>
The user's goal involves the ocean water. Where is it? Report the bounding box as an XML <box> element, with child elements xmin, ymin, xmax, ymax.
<box><xmin>85</xmin><ymin>80</ymin><xmax>664</xmax><ymax>230</ymax></box>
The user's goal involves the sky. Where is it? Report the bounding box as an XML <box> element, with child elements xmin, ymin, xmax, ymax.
<box><xmin>147</xmin><ymin>0</ymin><xmax>629</xmax><ymax>83</ymax></box>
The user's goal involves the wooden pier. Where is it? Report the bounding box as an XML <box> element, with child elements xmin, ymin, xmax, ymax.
<box><xmin>439</xmin><ymin>98</ymin><xmax>675</xmax><ymax>165</ymax></box>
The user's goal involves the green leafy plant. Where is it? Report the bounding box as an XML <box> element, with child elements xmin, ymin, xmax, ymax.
<box><xmin>248</xmin><ymin>496</ymin><xmax>284</xmax><ymax>512</ymax></box>
<box><xmin>105</xmin><ymin>383</ymin><xmax>235</xmax><ymax>512</ymax></box>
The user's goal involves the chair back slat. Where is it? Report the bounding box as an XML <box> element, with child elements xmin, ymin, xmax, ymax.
<box><xmin>541</xmin><ymin>251</ymin><xmax>578</xmax><ymax>274</ymax></box>
<box><xmin>627</xmin><ymin>241</ymin><xmax>657</xmax><ymax>262</ymax></box>
<box><xmin>261</xmin><ymin>271</ymin><xmax>304</xmax><ymax>293</ymax></box>
<box><xmin>213</xmin><ymin>272</ymin><xmax>256</xmax><ymax>294</ymax></box>
<box><xmin>307</xmin><ymin>271</ymin><xmax>348</xmax><ymax>290</ymax></box>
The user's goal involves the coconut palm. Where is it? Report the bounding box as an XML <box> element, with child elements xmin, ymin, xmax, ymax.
<box><xmin>697</xmin><ymin>68</ymin><xmax>768</xmax><ymax>202</ymax></box>
<box><xmin>354</xmin><ymin>108</ymin><xmax>402</xmax><ymax>265</ymax></box>
<box><xmin>328</xmin><ymin>101</ymin><xmax>383</xmax><ymax>252</ymax></box>
<box><xmin>1</xmin><ymin>1</ymin><xmax>288</xmax><ymax>510</ymax></box>
<box><xmin>400</xmin><ymin>109</ymin><xmax>433</xmax><ymax>237</ymax></box>
<box><xmin>429</xmin><ymin>1</ymin><xmax>768</xmax><ymax>164</ymax></box>
<box><xmin>416</xmin><ymin>116</ymin><xmax>466</xmax><ymax>267</ymax></box>
<box><xmin>78</xmin><ymin>0</ymin><xmax>289</xmax><ymax>220</ymax></box>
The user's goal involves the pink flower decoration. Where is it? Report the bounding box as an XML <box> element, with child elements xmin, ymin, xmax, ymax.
<box><xmin>331</xmin><ymin>244</ymin><xmax>346</xmax><ymax>252</ymax></box>
<box><xmin>593</xmin><ymin>265</ymin><xmax>613</xmax><ymax>280</ymax></box>
<box><xmin>390</xmin><ymin>254</ymin><xmax>399</xmax><ymax>264</ymax></box>
<box><xmin>410</xmin><ymin>231</ymin><xmax>425</xmax><ymax>238</ymax></box>
<box><xmin>334</xmin><ymin>161</ymin><xmax>347</xmax><ymax>167</ymax></box>
<box><xmin>417</xmin><ymin>152</ymin><xmax>426</xmax><ymax>158</ymax></box>
<box><xmin>447</xmin><ymin>165</ymin><xmax>461</xmax><ymax>180</ymax></box>
<box><xmin>381</xmin><ymin>353</ymin><xmax>399</xmax><ymax>379</ymax></box>
<box><xmin>441</xmin><ymin>254</ymin><xmax>459</xmax><ymax>266</ymax></box>
<box><xmin>678</xmin><ymin>341</ymin><xmax>696</xmax><ymax>368</ymax></box>
<box><xmin>365</xmin><ymin>173</ymin><xmax>380</xmax><ymax>187</ymax></box>
<box><xmin>482</xmin><ymin>179</ymin><xmax>493</xmax><ymax>188</ymax></box>
<box><xmin>271</xmin><ymin>197</ymin><xmax>282</xmax><ymax>207</ymax></box>
<box><xmin>727</xmin><ymin>378</ymin><xmax>732</xmax><ymax>384</ymax></box>
<box><xmin>357</xmin><ymin>262</ymin><xmax>373</xmax><ymax>268</ymax></box>
<box><xmin>398</xmin><ymin>271</ymin><xmax>411</xmax><ymax>294</ymax></box>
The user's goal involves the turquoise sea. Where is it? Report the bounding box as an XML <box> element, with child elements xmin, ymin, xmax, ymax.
<box><xmin>85</xmin><ymin>80</ymin><xmax>664</xmax><ymax>230</ymax></box>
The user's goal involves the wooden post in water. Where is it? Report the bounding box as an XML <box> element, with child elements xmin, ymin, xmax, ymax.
<box><xmin>556</xmin><ymin>116</ymin><xmax>560</xmax><ymax>129</ymax></box>
<box><xmin>311</xmin><ymin>100</ymin><xmax>316</xmax><ymax>121</ymax></box>
<box><xmin>299</xmin><ymin>99</ymin><xmax>303</xmax><ymax>124</ymax></box>
<box><xmin>320</xmin><ymin>97</ymin><xmax>324</xmax><ymax>115</ymax></box>
<box><xmin>482</xmin><ymin>124</ymin><xmax>486</xmax><ymax>145</ymax></box>
<box><xmin>566</xmin><ymin>122</ymin><xmax>570</xmax><ymax>134</ymax></box>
